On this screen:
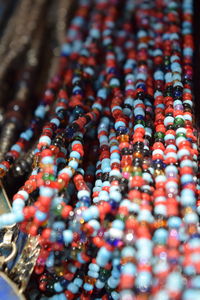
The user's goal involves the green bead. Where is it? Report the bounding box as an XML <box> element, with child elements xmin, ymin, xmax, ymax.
<box><xmin>154</xmin><ymin>132</ymin><xmax>165</xmax><ymax>139</ymax></box>
<box><xmin>135</xmin><ymin>120</ymin><xmax>145</xmax><ymax>126</ymax></box>
<box><xmin>164</xmin><ymin>59</ymin><xmax>170</xmax><ymax>66</ymax></box>
<box><xmin>43</xmin><ymin>173</ymin><xmax>56</xmax><ymax>181</ymax></box>
<box><xmin>176</xmin><ymin>132</ymin><xmax>186</xmax><ymax>138</ymax></box>
<box><xmin>165</xmin><ymin>91</ymin><xmax>172</xmax><ymax>97</ymax></box>
<box><xmin>73</xmin><ymin>135</ymin><xmax>82</xmax><ymax>141</ymax></box>
<box><xmin>110</xmin><ymin>84</ymin><xmax>119</xmax><ymax>88</ymax></box>
<box><xmin>43</xmin><ymin>173</ymin><xmax>49</xmax><ymax>179</ymax></box>
<box><xmin>116</xmin><ymin>214</ymin><xmax>126</xmax><ymax>222</ymax></box>
<box><xmin>105</xmin><ymin>283</ymin><xmax>114</xmax><ymax>293</ymax></box>
<box><xmin>174</xmin><ymin>117</ymin><xmax>185</xmax><ymax>128</ymax></box>
<box><xmin>49</xmin><ymin>174</ymin><xmax>55</xmax><ymax>181</ymax></box>
<box><xmin>99</xmin><ymin>268</ymin><xmax>110</xmax><ymax>282</ymax></box>
<box><xmin>132</xmin><ymin>171</ymin><xmax>142</xmax><ymax>176</ymax></box>
<box><xmin>54</xmin><ymin>204</ymin><xmax>63</xmax><ymax>216</ymax></box>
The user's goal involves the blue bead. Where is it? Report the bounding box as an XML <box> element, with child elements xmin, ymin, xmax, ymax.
<box><xmin>35</xmin><ymin>105</ymin><xmax>45</xmax><ymax>119</ymax></box>
<box><xmin>88</xmin><ymin>220</ymin><xmax>100</xmax><ymax>232</ymax></box>
<box><xmin>58</xmin><ymin>293</ymin><xmax>67</xmax><ymax>300</ymax></box>
<box><xmin>110</xmin><ymin>200</ymin><xmax>119</xmax><ymax>210</ymax></box>
<box><xmin>111</xmin><ymin>291</ymin><xmax>120</xmax><ymax>300</ymax></box>
<box><xmin>121</xmin><ymin>246</ymin><xmax>135</xmax><ymax>258</ymax></box>
<box><xmin>51</xmin><ymin>118</ymin><xmax>60</xmax><ymax>127</ymax></box>
<box><xmin>83</xmin><ymin>206</ymin><xmax>99</xmax><ymax>221</ymax></box>
<box><xmin>81</xmin><ymin>196</ymin><xmax>90</xmax><ymax>204</ymax></box>
<box><xmin>11</xmin><ymin>144</ymin><xmax>21</xmax><ymax>152</ymax></box>
<box><xmin>110</xmin><ymin>145</ymin><xmax>119</xmax><ymax>152</ymax></box>
<box><xmin>114</xmin><ymin>121</ymin><xmax>126</xmax><ymax>130</ymax></box>
<box><xmin>68</xmin><ymin>282</ymin><xmax>79</xmax><ymax>294</ymax></box>
<box><xmin>68</xmin><ymin>160</ymin><xmax>79</xmax><ymax>170</ymax></box>
<box><xmin>191</xmin><ymin>276</ymin><xmax>200</xmax><ymax>288</ymax></box>
<box><xmin>154</xmin><ymin>70</ymin><xmax>164</xmax><ymax>80</ymax></box>
<box><xmin>35</xmin><ymin>210</ymin><xmax>47</xmax><ymax>222</ymax></box>
<box><xmin>42</xmin><ymin>156</ymin><xmax>54</xmax><ymax>164</ymax></box>
<box><xmin>61</xmin><ymin>43</ymin><xmax>71</xmax><ymax>56</ymax></box>
<box><xmin>112</xmin><ymin>219</ymin><xmax>124</xmax><ymax>230</ymax></box>
<box><xmin>153</xmin><ymin>228</ymin><xmax>168</xmax><ymax>244</ymax></box>
<box><xmin>63</xmin><ymin>230</ymin><xmax>73</xmax><ymax>244</ymax></box>
<box><xmin>110</xmin><ymin>153</ymin><xmax>120</xmax><ymax>160</ymax></box>
<box><xmin>181</xmin><ymin>174</ymin><xmax>193</xmax><ymax>185</ymax></box>
<box><xmin>59</xmin><ymin>278</ymin><xmax>69</xmax><ymax>288</ymax></box>
<box><xmin>77</xmin><ymin>253</ymin><xmax>85</xmax><ymax>264</ymax></box>
<box><xmin>174</xmin><ymin>90</ymin><xmax>182</xmax><ymax>98</ymax></box>
<box><xmin>111</xmin><ymin>269</ymin><xmax>120</xmax><ymax>279</ymax></box>
<box><xmin>102</xmin><ymin>166</ymin><xmax>111</xmax><ymax>173</ymax></box>
<box><xmin>122</xmin><ymin>263</ymin><xmax>136</xmax><ymax>275</ymax></box>
<box><xmin>95</xmin><ymin>280</ymin><xmax>105</xmax><ymax>289</ymax></box>
<box><xmin>0</xmin><ymin>164</ymin><xmax>7</xmax><ymax>171</ymax></box>
<box><xmin>109</xmin><ymin>191</ymin><xmax>121</xmax><ymax>203</ymax></box>
<box><xmin>13</xmin><ymin>199</ymin><xmax>24</xmax><ymax>210</ymax></box>
<box><xmin>20</xmin><ymin>132</ymin><xmax>29</xmax><ymax>141</ymax></box>
<box><xmin>89</xmin><ymin>263</ymin><xmax>100</xmax><ymax>272</ymax></box>
<box><xmin>53</xmin><ymin>221</ymin><xmax>65</xmax><ymax>231</ymax></box>
<box><xmin>88</xmin><ymin>271</ymin><xmax>99</xmax><ymax>278</ymax></box>
<box><xmin>54</xmin><ymin>282</ymin><xmax>63</xmax><ymax>292</ymax></box>
<box><xmin>40</xmin><ymin>186</ymin><xmax>54</xmax><ymax>197</ymax></box>
<box><xmin>171</xmin><ymin>62</ymin><xmax>181</xmax><ymax>72</ymax></box>
<box><xmin>73</xmin><ymin>278</ymin><xmax>83</xmax><ymax>287</ymax></box>
<box><xmin>136</xmin><ymin>271</ymin><xmax>152</xmax><ymax>289</ymax></box>
<box><xmin>96</xmin><ymin>247</ymin><xmax>111</xmax><ymax>267</ymax></box>
<box><xmin>183</xmin><ymin>290</ymin><xmax>200</xmax><ymax>300</ymax></box>
<box><xmin>14</xmin><ymin>211</ymin><xmax>24</xmax><ymax>223</ymax></box>
<box><xmin>136</xmin><ymin>83</ymin><xmax>146</xmax><ymax>90</ymax></box>
<box><xmin>83</xmin><ymin>283</ymin><xmax>93</xmax><ymax>291</ymax></box>
<box><xmin>97</xmin><ymin>88</ymin><xmax>107</xmax><ymax>99</ymax></box>
<box><xmin>135</xmin><ymin>115</ymin><xmax>144</xmax><ymax>120</ymax></box>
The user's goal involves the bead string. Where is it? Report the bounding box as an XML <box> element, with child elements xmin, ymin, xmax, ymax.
<box><xmin>0</xmin><ymin>0</ymin><xmax>199</xmax><ymax>299</ymax></box>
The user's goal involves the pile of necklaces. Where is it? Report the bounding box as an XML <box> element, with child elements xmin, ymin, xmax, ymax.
<box><xmin>0</xmin><ymin>0</ymin><xmax>200</xmax><ymax>299</ymax></box>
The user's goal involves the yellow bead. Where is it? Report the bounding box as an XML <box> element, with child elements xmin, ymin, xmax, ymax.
<box><xmin>0</xmin><ymin>168</ymin><xmax>6</xmax><ymax>178</ymax></box>
<box><xmin>122</xmin><ymin>166</ymin><xmax>133</xmax><ymax>173</ymax></box>
<box><xmin>84</xmin><ymin>276</ymin><xmax>96</xmax><ymax>285</ymax></box>
<box><xmin>154</xmin><ymin>169</ymin><xmax>165</xmax><ymax>176</ymax></box>
<box><xmin>121</xmin><ymin>257</ymin><xmax>135</xmax><ymax>265</ymax></box>
<box><xmin>133</xmin><ymin>151</ymin><xmax>143</xmax><ymax>158</ymax></box>
<box><xmin>117</xmin><ymin>134</ymin><xmax>129</xmax><ymax>142</ymax></box>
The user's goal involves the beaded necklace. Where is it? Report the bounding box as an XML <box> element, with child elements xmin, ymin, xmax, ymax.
<box><xmin>0</xmin><ymin>0</ymin><xmax>199</xmax><ymax>299</ymax></box>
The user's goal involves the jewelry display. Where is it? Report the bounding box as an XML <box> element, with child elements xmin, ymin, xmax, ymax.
<box><xmin>0</xmin><ymin>0</ymin><xmax>199</xmax><ymax>299</ymax></box>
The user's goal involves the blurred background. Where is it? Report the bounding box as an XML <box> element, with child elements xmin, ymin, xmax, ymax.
<box><xmin>0</xmin><ymin>0</ymin><xmax>76</xmax><ymax>197</ymax></box>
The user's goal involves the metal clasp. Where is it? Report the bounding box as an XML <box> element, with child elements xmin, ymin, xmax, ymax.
<box><xmin>0</xmin><ymin>241</ymin><xmax>17</xmax><ymax>267</ymax></box>
<box><xmin>0</xmin><ymin>225</ymin><xmax>18</xmax><ymax>269</ymax></box>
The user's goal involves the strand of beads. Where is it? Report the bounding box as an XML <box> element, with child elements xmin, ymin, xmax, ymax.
<box><xmin>37</xmin><ymin>1</ymin><xmax>198</xmax><ymax>293</ymax></box>
<box><xmin>0</xmin><ymin>0</ymin><xmax>92</xmax><ymax>225</ymax></box>
<box><xmin>150</xmin><ymin>2</ymin><xmax>171</xmax><ymax>298</ymax></box>
<box><xmin>0</xmin><ymin>0</ymin><xmax>199</xmax><ymax>299</ymax></box>
<box><xmin>31</xmin><ymin>1</ymin><xmax>111</xmax><ymax>298</ymax></box>
<box><xmin>0</xmin><ymin>0</ymin><xmax>92</xmax><ymax>179</ymax></box>
<box><xmin>178</xmin><ymin>1</ymin><xmax>200</xmax><ymax>299</ymax></box>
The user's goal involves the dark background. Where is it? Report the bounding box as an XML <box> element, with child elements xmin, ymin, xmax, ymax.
<box><xmin>193</xmin><ymin>0</ymin><xmax>200</xmax><ymax>127</ymax></box>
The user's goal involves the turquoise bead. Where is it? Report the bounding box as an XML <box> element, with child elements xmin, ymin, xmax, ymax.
<box><xmin>63</xmin><ymin>229</ymin><xmax>73</xmax><ymax>244</ymax></box>
<box><xmin>83</xmin><ymin>283</ymin><xmax>93</xmax><ymax>291</ymax></box>
<box><xmin>68</xmin><ymin>283</ymin><xmax>79</xmax><ymax>294</ymax></box>
<box><xmin>54</xmin><ymin>282</ymin><xmax>63</xmax><ymax>292</ymax></box>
